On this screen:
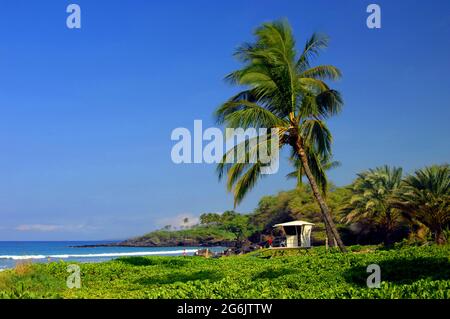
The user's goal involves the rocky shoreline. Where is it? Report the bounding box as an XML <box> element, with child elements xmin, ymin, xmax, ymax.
<box><xmin>71</xmin><ymin>238</ymin><xmax>237</xmax><ymax>248</ymax></box>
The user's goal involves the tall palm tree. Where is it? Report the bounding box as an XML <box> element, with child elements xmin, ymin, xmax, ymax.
<box><xmin>391</xmin><ymin>165</ymin><xmax>450</xmax><ymax>244</ymax></box>
<box><xmin>215</xmin><ymin>20</ymin><xmax>347</xmax><ymax>251</ymax></box>
<box><xmin>341</xmin><ymin>165</ymin><xmax>403</xmax><ymax>245</ymax></box>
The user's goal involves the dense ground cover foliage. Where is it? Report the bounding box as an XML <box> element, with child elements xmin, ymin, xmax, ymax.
<box><xmin>1</xmin><ymin>245</ymin><xmax>448</xmax><ymax>299</ymax></box>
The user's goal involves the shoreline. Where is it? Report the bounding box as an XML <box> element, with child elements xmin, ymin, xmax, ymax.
<box><xmin>69</xmin><ymin>241</ymin><xmax>235</xmax><ymax>248</ymax></box>
<box><xmin>0</xmin><ymin>244</ymin><xmax>228</xmax><ymax>270</ymax></box>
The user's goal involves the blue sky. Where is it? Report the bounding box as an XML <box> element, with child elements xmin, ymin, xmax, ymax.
<box><xmin>0</xmin><ymin>0</ymin><xmax>449</xmax><ymax>240</ymax></box>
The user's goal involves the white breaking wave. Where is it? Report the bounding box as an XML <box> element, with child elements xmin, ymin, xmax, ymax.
<box><xmin>0</xmin><ymin>249</ymin><xmax>199</xmax><ymax>260</ymax></box>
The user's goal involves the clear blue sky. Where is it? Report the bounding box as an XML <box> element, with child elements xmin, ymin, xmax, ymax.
<box><xmin>0</xmin><ymin>0</ymin><xmax>449</xmax><ymax>240</ymax></box>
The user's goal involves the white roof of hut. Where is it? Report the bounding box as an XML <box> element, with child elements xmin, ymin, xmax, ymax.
<box><xmin>273</xmin><ymin>221</ymin><xmax>315</xmax><ymax>227</ymax></box>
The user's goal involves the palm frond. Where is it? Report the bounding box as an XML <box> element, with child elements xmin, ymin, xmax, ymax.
<box><xmin>296</xmin><ymin>33</ymin><xmax>330</xmax><ymax>72</ymax></box>
<box><xmin>300</xmin><ymin>119</ymin><xmax>332</xmax><ymax>159</ymax></box>
<box><xmin>300</xmin><ymin>65</ymin><xmax>342</xmax><ymax>81</ymax></box>
<box><xmin>233</xmin><ymin>162</ymin><xmax>263</xmax><ymax>207</ymax></box>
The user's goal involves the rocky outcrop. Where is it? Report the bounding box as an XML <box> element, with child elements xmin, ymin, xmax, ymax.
<box><xmin>72</xmin><ymin>238</ymin><xmax>237</xmax><ymax>248</ymax></box>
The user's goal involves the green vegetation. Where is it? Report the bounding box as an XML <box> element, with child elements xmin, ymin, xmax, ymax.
<box><xmin>127</xmin><ymin>211</ymin><xmax>255</xmax><ymax>246</ymax></box>
<box><xmin>341</xmin><ymin>166</ymin><xmax>404</xmax><ymax>246</ymax></box>
<box><xmin>391</xmin><ymin>165</ymin><xmax>450</xmax><ymax>244</ymax></box>
<box><xmin>250</xmin><ymin>183</ymin><xmax>350</xmax><ymax>244</ymax></box>
<box><xmin>202</xmin><ymin>211</ymin><xmax>255</xmax><ymax>244</ymax></box>
<box><xmin>127</xmin><ymin>225</ymin><xmax>236</xmax><ymax>246</ymax></box>
<box><xmin>1</xmin><ymin>245</ymin><xmax>449</xmax><ymax>299</ymax></box>
<box><xmin>340</xmin><ymin>164</ymin><xmax>450</xmax><ymax>246</ymax></box>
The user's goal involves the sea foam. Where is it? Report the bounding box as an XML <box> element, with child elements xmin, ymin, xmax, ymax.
<box><xmin>0</xmin><ymin>249</ymin><xmax>199</xmax><ymax>260</ymax></box>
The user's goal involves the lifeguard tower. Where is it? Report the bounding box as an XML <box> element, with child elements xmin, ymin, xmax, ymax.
<box><xmin>273</xmin><ymin>221</ymin><xmax>314</xmax><ymax>248</ymax></box>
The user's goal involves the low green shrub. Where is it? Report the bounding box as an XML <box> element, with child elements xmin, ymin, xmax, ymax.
<box><xmin>0</xmin><ymin>245</ymin><xmax>448</xmax><ymax>299</ymax></box>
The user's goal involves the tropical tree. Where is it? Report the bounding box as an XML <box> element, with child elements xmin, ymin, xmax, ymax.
<box><xmin>341</xmin><ymin>165</ymin><xmax>403</xmax><ymax>245</ymax></box>
<box><xmin>222</xmin><ymin>214</ymin><xmax>255</xmax><ymax>246</ymax></box>
<box><xmin>199</xmin><ymin>212</ymin><xmax>222</xmax><ymax>225</ymax></box>
<box><xmin>391</xmin><ymin>164</ymin><xmax>450</xmax><ymax>244</ymax></box>
<box><xmin>215</xmin><ymin>20</ymin><xmax>346</xmax><ymax>251</ymax></box>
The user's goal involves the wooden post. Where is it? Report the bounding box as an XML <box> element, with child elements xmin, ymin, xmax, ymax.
<box><xmin>325</xmin><ymin>237</ymin><xmax>329</xmax><ymax>252</ymax></box>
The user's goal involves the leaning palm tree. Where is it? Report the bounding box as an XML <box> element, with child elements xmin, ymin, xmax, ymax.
<box><xmin>341</xmin><ymin>165</ymin><xmax>403</xmax><ymax>245</ymax></box>
<box><xmin>391</xmin><ymin>164</ymin><xmax>450</xmax><ymax>244</ymax></box>
<box><xmin>215</xmin><ymin>20</ymin><xmax>347</xmax><ymax>251</ymax></box>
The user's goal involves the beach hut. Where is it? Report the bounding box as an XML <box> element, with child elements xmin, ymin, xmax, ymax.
<box><xmin>273</xmin><ymin>221</ymin><xmax>314</xmax><ymax>248</ymax></box>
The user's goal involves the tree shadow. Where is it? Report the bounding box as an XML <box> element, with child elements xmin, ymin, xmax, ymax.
<box><xmin>344</xmin><ymin>257</ymin><xmax>450</xmax><ymax>286</ymax></box>
<box><xmin>117</xmin><ymin>256</ymin><xmax>189</xmax><ymax>268</ymax></box>
<box><xmin>136</xmin><ymin>270</ymin><xmax>222</xmax><ymax>285</ymax></box>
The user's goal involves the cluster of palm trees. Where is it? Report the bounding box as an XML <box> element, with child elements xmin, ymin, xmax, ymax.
<box><xmin>341</xmin><ymin>165</ymin><xmax>449</xmax><ymax>245</ymax></box>
<box><xmin>214</xmin><ymin>19</ymin><xmax>449</xmax><ymax>252</ymax></box>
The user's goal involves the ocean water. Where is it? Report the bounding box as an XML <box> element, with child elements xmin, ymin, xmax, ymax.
<box><xmin>0</xmin><ymin>241</ymin><xmax>223</xmax><ymax>270</ymax></box>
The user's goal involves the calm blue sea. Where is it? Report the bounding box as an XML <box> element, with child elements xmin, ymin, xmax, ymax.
<box><xmin>0</xmin><ymin>241</ymin><xmax>223</xmax><ymax>270</ymax></box>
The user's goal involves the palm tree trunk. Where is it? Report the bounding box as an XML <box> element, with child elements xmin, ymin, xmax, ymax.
<box><xmin>383</xmin><ymin>214</ymin><xmax>393</xmax><ymax>246</ymax></box>
<box><xmin>324</xmin><ymin>220</ymin><xmax>335</xmax><ymax>247</ymax></box>
<box><xmin>435</xmin><ymin>228</ymin><xmax>445</xmax><ymax>245</ymax></box>
<box><xmin>296</xmin><ymin>144</ymin><xmax>347</xmax><ymax>252</ymax></box>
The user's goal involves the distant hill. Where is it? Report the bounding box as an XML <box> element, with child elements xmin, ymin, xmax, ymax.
<box><xmin>119</xmin><ymin>225</ymin><xmax>237</xmax><ymax>247</ymax></box>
